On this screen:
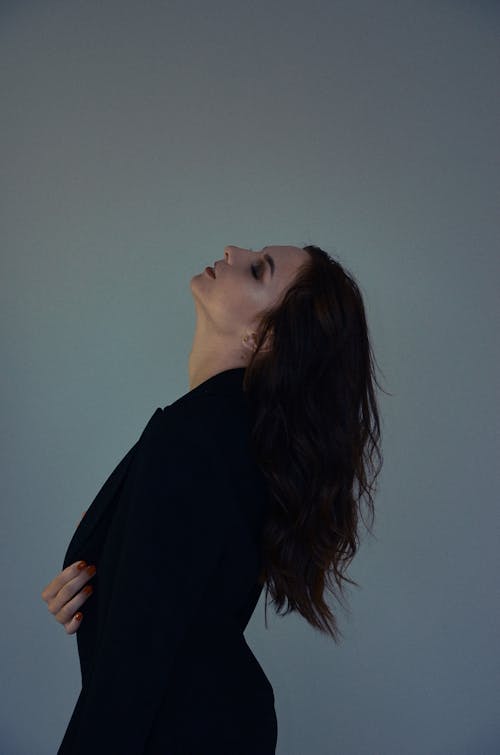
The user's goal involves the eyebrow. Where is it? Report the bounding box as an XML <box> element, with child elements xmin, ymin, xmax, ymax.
<box><xmin>262</xmin><ymin>248</ymin><xmax>275</xmax><ymax>277</ymax></box>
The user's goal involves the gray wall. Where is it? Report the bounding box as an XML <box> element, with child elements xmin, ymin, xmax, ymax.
<box><xmin>1</xmin><ymin>1</ymin><xmax>498</xmax><ymax>753</ymax></box>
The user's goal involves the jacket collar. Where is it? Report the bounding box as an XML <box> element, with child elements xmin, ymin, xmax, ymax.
<box><xmin>63</xmin><ymin>368</ymin><xmax>249</xmax><ymax>567</ymax></box>
<box><xmin>186</xmin><ymin>366</ymin><xmax>247</xmax><ymax>398</ymax></box>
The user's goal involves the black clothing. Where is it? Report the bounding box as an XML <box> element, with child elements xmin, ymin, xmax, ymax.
<box><xmin>57</xmin><ymin>367</ymin><xmax>277</xmax><ymax>754</ymax></box>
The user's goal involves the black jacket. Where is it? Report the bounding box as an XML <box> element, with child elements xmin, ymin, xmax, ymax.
<box><xmin>57</xmin><ymin>367</ymin><xmax>277</xmax><ymax>754</ymax></box>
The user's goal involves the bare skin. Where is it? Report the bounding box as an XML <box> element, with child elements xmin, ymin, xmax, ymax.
<box><xmin>41</xmin><ymin>511</ymin><xmax>97</xmax><ymax>634</ymax></box>
<box><xmin>188</xmin><ymin>244</ymin><xmax>310</xmax><ymax>390</ymax></box>
<box><xmin>42</xmin><ymin>244</ymin><xmax>310</xmax><ymax>632</ymax></box>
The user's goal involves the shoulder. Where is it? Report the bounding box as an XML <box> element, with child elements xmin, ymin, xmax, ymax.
<box><xmin>131</xmin><ymin>403</ymin><xmax>243</xmax><ymax>525</ymax></box>
<box><xmin>164</xmin><ymin>391</ymin><xmax>250</xmax><ymax>444</ymax></box>
<box><xmin>136</xmin><ymin>398</ymin><xmax>233</xmax><ymax>466</ymax></box>
<box><xmin>137</xmin><ymin>392</ymin><xmax>252</xmax><ymax>475</ymax></box>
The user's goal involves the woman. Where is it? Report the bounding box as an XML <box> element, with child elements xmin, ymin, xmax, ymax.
<box><xmin>41</xmin><ymin>244</ymin><xmax>383</xmax><ymax>754</ymax></box>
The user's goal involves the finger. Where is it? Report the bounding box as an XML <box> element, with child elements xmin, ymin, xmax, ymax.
<box><xmin>54</xmin><ymin>582</ymin><xmax>94</xmax><ymax>625</ymax></box>
<box><xmin>40</xmin><ymin>560</ymin><xmax>89</xmax><ymax>602</ymax></box>
<box><xmin>45</xmin><ymin>564</ymin><xmax>96</xmax><ymax>617</ymax></box>
<box><xmin>64</xmin><ymin>611</ymin><xmax>84</xmax><ymax>635</ymax></box>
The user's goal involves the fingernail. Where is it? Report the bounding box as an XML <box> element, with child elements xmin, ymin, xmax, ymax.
<box><xmin>77</xmin><ymin>561</ymin><xmax>87</xmax><ymax>570</ymax></box>
<box><xmin>83</xmin><ymin>585</ymin><xmax>93</xmax><ymax>595</ymax></box>
<box><xmin>74</xmin><ymin>612</ymin><xmax>83</xmax><ymax>621</ymax></box>
<box><xmin>86</xmin><ymin>564</ymin><xmax>96</xmax><ymax>576</ymax></box>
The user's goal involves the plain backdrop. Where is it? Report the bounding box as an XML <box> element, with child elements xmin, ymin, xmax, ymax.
<box><xmin>1</xmin><ymin>1</ymin><xmax>499</xmax><ymax>753</ymax></box>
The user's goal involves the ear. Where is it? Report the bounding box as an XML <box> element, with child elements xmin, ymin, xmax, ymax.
<box><xmin>242</xmin><ymin>331</ymin><xmax>272</xmax><ymax>353</ymax></box>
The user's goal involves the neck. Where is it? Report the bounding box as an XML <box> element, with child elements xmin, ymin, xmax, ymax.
<box><xmin>188</xmin><ymin>318</ymin><xmax>249</xmax><ymax>390</ymax></box>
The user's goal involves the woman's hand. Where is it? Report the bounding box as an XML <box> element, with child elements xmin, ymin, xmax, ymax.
<box><xmin>41</xmin><ymin>560</ymin><xmax>97</xmax><ymax>634</ymax></box>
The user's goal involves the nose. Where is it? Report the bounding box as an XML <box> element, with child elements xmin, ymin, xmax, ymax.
<box><xmin>224</xmin><ymin>245</ymin><xmax>248</xmax><ymax>262</ymax></box>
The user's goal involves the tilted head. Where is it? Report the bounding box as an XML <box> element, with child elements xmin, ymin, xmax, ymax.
<box><xmin>190</xmin><ymin>244</ymin><xmax>311</xmax><ymax>354</ymax></box>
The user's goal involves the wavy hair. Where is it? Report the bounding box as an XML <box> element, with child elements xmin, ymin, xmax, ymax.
<box><xmin>242</xmin><ymin>244</ymin><xmax>385</xmax><ymax>643</ymax></box>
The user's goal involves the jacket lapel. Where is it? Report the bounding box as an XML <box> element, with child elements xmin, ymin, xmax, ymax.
<box><xmin>62</xmin><ymin>408</ymin><xmax>164</xmax><ymax>568</ymax></box>
<box><xmin>62</xmin><ymin>369</ymin><xmax>246</xmax><ymax>568</ymax></box>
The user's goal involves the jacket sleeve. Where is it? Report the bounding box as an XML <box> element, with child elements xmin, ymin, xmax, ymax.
<box><xmin>57</xmin><ymin>406</ymin><xmax>237</xmax><ymax>754</ymax></box>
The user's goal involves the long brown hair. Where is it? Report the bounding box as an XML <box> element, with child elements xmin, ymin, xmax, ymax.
<box><xmin>242</xmin><ymin>244</ymin><xmax>385</xmax><ymax>643</ymax></box>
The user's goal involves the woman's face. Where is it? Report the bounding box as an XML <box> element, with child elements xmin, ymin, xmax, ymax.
<box><xmin>191</xmin><ymin>244</ymin><xmax>310</xmax><ymax>340</ymax></box>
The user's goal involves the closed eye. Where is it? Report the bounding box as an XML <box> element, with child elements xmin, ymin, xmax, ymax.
<box><xmin>251</xmin><ymin>262</ymin><xmax>264</xmax><ymax>279</ymax></box>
